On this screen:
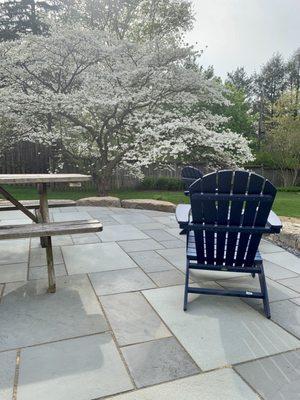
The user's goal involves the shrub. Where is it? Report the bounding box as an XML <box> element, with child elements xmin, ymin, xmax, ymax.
<box><xmin>138</xmin><ymin>177</ymin><xmax>184</xmax><ymax>191</ymax></box>
<box><xmin>278</xmin><ymin>186</ymin><xmax>300</xmax><ymax>192</ymax></box>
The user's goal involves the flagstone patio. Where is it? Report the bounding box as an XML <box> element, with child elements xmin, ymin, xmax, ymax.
<box><xmin>0</xmin><ymin>206</ymin><xmax>299</xmax><ymax>400</ymax></box>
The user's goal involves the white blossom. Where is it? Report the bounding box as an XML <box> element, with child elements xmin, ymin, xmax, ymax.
<box><xmin>0</xmin><ymin>22</ymin><xmax>253</xmax><ymax>191</ymax></box>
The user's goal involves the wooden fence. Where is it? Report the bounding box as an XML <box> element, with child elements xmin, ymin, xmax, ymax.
<box><xmin>0</xmin><ymin>143</ymin><xmax>298</xmax><ymax>189</ymax></box>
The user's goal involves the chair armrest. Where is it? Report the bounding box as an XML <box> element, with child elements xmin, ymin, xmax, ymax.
<box><xmin>184</xmin><ymin>190</ymin><xmax>190</xmax><ymax>196</ymax></box>
<box><xmin>175</xmin><ymin>204</ymin><xmax>191</xmax><ymax>228</ymax></box>
<box><xmin>266</xmin><ymin>210</ymin><xmax>282</xmax><ymax>234</ymax></box>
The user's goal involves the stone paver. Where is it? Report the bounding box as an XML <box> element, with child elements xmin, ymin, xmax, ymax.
<box><xmin>263</xmin><ymin>251</ymin><xmax>300</xmax><ymax>274</ymax></box>
<box><xmin>217</xmin><ymin>275</ymin><xmax>299</xmax><ymax>302</ymax></box>
<box><xmin>0</xmin><ymin>275</ymin><xmax>107</xmax><ymax>351</ymax></box>
<box><xmin>71</xmin><ymin>233</ymin><xmax>101</xmax><ymax>245</ymax></box>
<box><xmin>277</xmin><ymin>276</ymin><xmax>300</xmax><ymax>293</ymax></box>
<box><xmin>0</xmin><ymin>262</ymin><xmax>27</xmax><ymax>283</ymax></box>
<box><xmin>148</xmin><ymin>270</ymin><xmax>186</xmax><ymax>287</ymax></box>
<box><xmin>121</xmin><ymin>337</ymin><xmax>199</xmax><ymax>388</ymax></box>
<box><xmin>100</xmin><ymin>224</ymin><xmax>149</xmax><ymax>242</ymax></box>
<box><xmin>112</xmin><ymin>213</ymin><xmax>153</xmax><ymax>224</ymax></box>
<box><xmin>117</xmin><ymin>239</ymin><xmax>164</xmax><ymax>252</ymax></box>
<box><xmin>263</xmin><ymin>260</ymin><xmax>299</xmax><ymax>280</ymax></box>
<box><xmin>52</xmin><ymin>211</ymin><xmax>92</xmax><ymax>222</ymax></box>
<box><xmin>259</xmin><ymin>240</ymin><xmax>285</xmax><ymax>254</ymax></box>
<box><xmin>235</xmin><ymin>349</ymin><xmax>300</xmax><ymax>400</ymax></box>
<box><xmin>100</xmin><ymin>292</ymin><xmax>171</xmax><ymax>346</ymax></box>
<box><xmin>0</xmin><ymin>239</ymin><xmax>29</xmax><ymax>265</ymax></box>
<box><xmin>143</xmin><ymin>285</ymin><xmax>300</xmax><ymax>371</ymax></box>
<box><xmin>0</xmin><ymin>206</ymin><xmax>298</xmax><ymax>400</ymax></box>
<box><xmin>160</xmin><ymin>239</ymin><xmax>186</xmax><ymax>249</ymax></box>
<box><xmin>89</xmin><ymin>268</ymin><xmax>155</xmax><ymax>295</ymax></box>
<box><xmin>17</xmin><ymin>333</ymin><xmax>133</xmax><ymax>400</ymax></box>
<box><xmin>156</xmin><ymin>248</ymin><xmax>186</xmax><ymax>269</ymax></box>
<box><xmin>62</xmin><ymin>242</ymin><xmax>137</xmax><ymax>274</ymax></box>
<box><xmin>106</xmin><ymin>369</ymin><xmax>260</xmax><ymax>400</ymax></box>
<box><xmin>143</xmin><ymin>229</ymin><xmax>178</xmax><ymax>242</ymax></box>
<box><xmin>291</xmin><ymin>297</ymin><xmax>300</xmax><ymax>306</ymax></box>
<box><xmin>128</xmin><ymin>250</ymin><xmax>174</xmax><ymax>273</ymax></box>
<box><xmin>270</xmin><ymin>300</ymin><xmax>300</xmax><ymax>338</ymax></box>
<box><xmin>29</xmin><ymin>246</ymin><xmax>63</xmax><ymax>267</ymax></box>
<box><xmin>0</xmin><ymin>350</ymin><xmax>16</xmax><ymax>400</ymax></box>
<box><xmin>28</xmin><ymin>263</ymin><xmax>67</xmax><ymax>280</ymax></box>
<box><xmin>133</xmin><ymin>223</ymin><xmax>166</xmax><ymax>230</ymax></box>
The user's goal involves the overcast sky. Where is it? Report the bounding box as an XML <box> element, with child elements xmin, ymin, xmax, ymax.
<box><xmin>186</xmin><ymin>0</ymin><xmax>300</xmax><ymax>80</ymax></box>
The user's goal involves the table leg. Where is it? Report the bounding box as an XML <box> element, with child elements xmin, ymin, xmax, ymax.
<box><xmin>38</xmin><ymin>183</ymin><xmax>56</xmax><ymax>293</ymax></box>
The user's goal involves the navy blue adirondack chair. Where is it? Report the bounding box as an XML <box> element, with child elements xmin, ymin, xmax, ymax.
<box><xmin>181</xmin><ymin>166</ymin><xmax>203</xmax><ymax>190</ymax></box>
<box><xmin>176</xmin><ymin>170</ymin><xmax>282</xmax><ymax>318</ymax></box>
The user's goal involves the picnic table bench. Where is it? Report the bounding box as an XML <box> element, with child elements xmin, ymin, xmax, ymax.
<box><xmin>0</xmin><ymin>174</ymin><xmax>103</xmax><ymax>293</ymax></box>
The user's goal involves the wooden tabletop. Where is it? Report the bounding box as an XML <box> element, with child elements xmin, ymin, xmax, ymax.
<box><xmin>0</xmin><ymin>174</ymin><xmax>92</xmax><ymax>184</ymax></box>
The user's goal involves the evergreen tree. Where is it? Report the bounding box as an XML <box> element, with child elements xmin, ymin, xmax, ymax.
<box><xmin>0</xmin><ymin>0</ymin><xmax>61</xmax><ymax>41</ymax></box>
<box><xmin>226</xmin><ymin>67</ymin><xmax>252</xmax><ymax>99</ymax></box>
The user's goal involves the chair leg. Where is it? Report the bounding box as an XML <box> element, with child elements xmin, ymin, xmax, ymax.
<box><xmin>259</xmin><ymin>266</ymin><xmax>271</xmax><ymax>319</ymax></box>
<box><xmin>45</xmin><ymin>236</ymin><xmax>56</xmax><ymax>293</ymax></box>
<box><xmin>183</xmin><ymin>260</ymin><xmax>190</xmax><ymax>311</ymax></box>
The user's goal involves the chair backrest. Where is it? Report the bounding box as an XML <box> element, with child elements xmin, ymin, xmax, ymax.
<box><xmin>189</xmin><ymin>170</ymin><xmax>277</xmax><ymax>267</ymax></box>
<box><xmin>181</xmin><ymin>166</ymin><xmax>203</xmax><ymax>189</ymax></box>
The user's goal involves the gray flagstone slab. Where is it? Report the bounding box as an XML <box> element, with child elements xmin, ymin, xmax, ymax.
<box><xmin>112</xmin><ymin>214</ymin><xmax>153</xmax><ymax>224</ymax></box>
<box><xmin>117</xmin><ymin>239</ymin><xmax>164</xmax><ymax>253</ymax></box>
<box><xmin>270</xmin><ymin>300</ymin><xmax>300</xmax><ymax>338</ymax></box>
<box><xmin>62</xmin><ymin>242</ymin><xmax>137</xmax><ymax>274</ymax></box>
<box><xmin>263</xmin><ymin>252</ymin><xmax>300</xmax><ymax>274</ymax></box>
<box><xmin>143</xmin><ymin>229</ymin><xmax>179</xmax><ymax>242</ymax></box>
<box><xmin>106</xmin><ymin>368</ymin><xmax>260</xmax><ymax>400</ymax></box>
<box><xmin>216</xmin><ymin>275</ymin><xmax>299</xmax><ymax>302</ymax></box>
<box><xmin>100</xmin><ymin>225</ymin><xmax>149</xmax><ymax>242</ymax></box>
<box><xmin>263</xmin><ymin>260</ymin><xmax>299</xmax><ymax>280</ymax></box>
<box><xmin>89</xmin><ymin>268</ymin><xmax>155</xmax><ymax>295</ymax></box>
<box><xmin>143</xmin><ymin>285</ymin><xmax>300</xmax><ymax>371</ymax></box>
<box><xmin>29</xmin><ymin>246</ymin><xmax>63</xmax><ymax>268</ymax></box>
<box><xmin>121</xmin><ymin>337</ymin><xmax>199</xmax><ymax>388</ymax></box>
<box><xmin>17</xmin><ymin>333</ymin><xmax>133</xmax><ymax>400</ymax></box>
<box><xmin>148</xmin><ymin>270</ymin><xmax>186</xmax><ymax>287</ymax></box>
<box><xmin>28</xmin><ymin>263</ymin><xmax>67</xmax><ymax>280</ymax></box>
<box><xmin>100</xmin><ymin>292</ymin><xmax>171</xmax><ymax>346</ymax></box>
<box><xmin>0</xmin><ymin>275</ymin><xmax>108</xmax><ymax>351</ymax></box>
<box><xmin>259</xmin><ymin>240</ymin><xmax>285</xmax><ymax>254</ymax></box>
<box><xmin>128</xmin><ymin>251</ymin><xmax>174</xmax><ymax>273</ymax></box>
<box><xmin>0</xmin><ymin>350</ymin><xmax>16</xmax><ymax>400</ymax></box>
<box><xmin>277</xmin><ymin>276</ymin><xmax>300</xmax><ymax>293</ymax></box>
<box><xmin>235</xmin><ymin>349</ymin><xmax>300</xmax><ymax>400</ymax></box>
<box><xmin>0</xmin><ymin>262</ymin><xmax>27</xmax><ymax>284</ymax></box>
<box><xmin>0</xmin><ymin>239</ymin><xmax>29</xmax><ymax>265</ymax></box>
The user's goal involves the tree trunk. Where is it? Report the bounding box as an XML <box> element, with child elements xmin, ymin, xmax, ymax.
<box><xmin>292</xmin><ymin>169</ymin><xmax>299</xmax><ymax>186</ymax></box>
<box><xmin>96</xmin><ymin>173</ymin><xmax>112</xmax><ymax>196</ymax></box>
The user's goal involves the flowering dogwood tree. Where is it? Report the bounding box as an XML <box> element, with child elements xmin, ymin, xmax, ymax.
<box><xmin>0</xmin><ymin>23</ymin><xmax>252</xmax><ymax>193</ymax></box>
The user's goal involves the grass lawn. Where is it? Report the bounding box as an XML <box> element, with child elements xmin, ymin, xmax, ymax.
<box><xmin>0</xmin><ymin>186</ymin><xmax>299</xmax><ymax>218</ymax></box>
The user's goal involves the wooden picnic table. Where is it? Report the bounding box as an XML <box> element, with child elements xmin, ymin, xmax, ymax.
<box><xmin>0</xmin><ymin>173</ymin><xmax>91</xmax><ymax>224</ymax></box>
<box><xmin>0</xmin><ymin>174</ymin><xmax>102</xmax><ymax>293</ymax></box>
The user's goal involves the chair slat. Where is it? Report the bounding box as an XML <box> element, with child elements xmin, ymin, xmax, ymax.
<box><xmin>202</xmin><ymin>173</ymin><xmax>218</xmax><ymax>265</ymax></box>
<box><xmin>235</xmin><ymin>174</ymin><xmax>264</xmax><ymax>266</ymax></box>
<box><xmin>245</xmin><ymin>180</ymin><xmax>276</xmax><ymax>266</ymax></box>
<box><xmin>225</xmin><ymin>171</ymin><xmax>249</xmax><ymax>265</ymax></box>
<box><xmin>216</xmin><ymin>170</ymin><xmax>232</xmax><ymax>264</ymax></box>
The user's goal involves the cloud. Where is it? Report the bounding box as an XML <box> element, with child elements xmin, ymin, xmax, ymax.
<box><xmin>186</xmin><ymin>0</ymin><xmax>300</xmax><ymax>79</ymax></box>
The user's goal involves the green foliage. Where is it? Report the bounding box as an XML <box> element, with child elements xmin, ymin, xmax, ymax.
<box><xmin>138</xmin><ymin>177</ymin><xmax>184</xmax><ymax>191</ymax></box>
<box><xmin>223</xmin><ymin>83</ymin><xmax>256</xmax><ymax>136</ymax></box>
<box><xmin>0</xmin><ymin>0</ymin><xmax>61</xmax><ymax>41</ymax></box>
<box><xmin>226</xmin><ymin>67</ymin><xmax>252</xmax><ymax>98</ymax></box>
<box><xmin>278</xmin><ymin>186</ymin><xmax>300</xmax><ymax>192</ymax></box>
<box><xmin>1</xmin><ymin>186</ymin><xmax>299</xmax><ymax>218</ymax></box>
